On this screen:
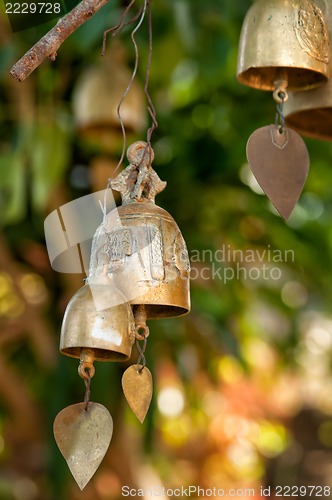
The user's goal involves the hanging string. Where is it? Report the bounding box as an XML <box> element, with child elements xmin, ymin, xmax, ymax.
<box><xmin>100</xmin><ymin>0</ymin><xmax>148</xmax><ymax>221</ymax></box>
<box><xmin>136</xmin><ymin>335</ymin><xmax>147</xmax><ymax>371</ymax></box>
<box><xmin>84</xmin><ymin>369</ymin><xmax>91</xmax><ymax>411</ymax></box>
<box><xmin>144</xmin><ymin>0</ymin><xmax>158</xmax><ymax>160</ymax></box>
<box><xmin>102</xmin><ymin>0</ymin><xmax>139</xmax><ymax>56</ymax></box>
<box><xmin>100</xmin><ymin>0</ymin><xmax>158</xmax><ymax>217</ymax></box>
<box><xmin>275</xmin><ymin>93</ymin><xmax>285</xmax><ymax>134</ymax></box>
<box><xmin>273</xmin><ymin>80</ymin><xmax>288</xmax><ymax>135</ymax></box>
<box><xmin>112</xmin><ymin>0</ymin><xmax>148</xmax><ymax>178</ymax></box>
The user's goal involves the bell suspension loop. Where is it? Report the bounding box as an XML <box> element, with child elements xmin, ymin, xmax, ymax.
<box><xmin>78</xmin><ymin>348</ymin><xmax>96</xmax><ymax>410</ymax></box>
<box><xmin>134</xmin><ymin>304</ymin><xmax>149</xmax><ymax>372</ymax></box>
<box><xmin>273</xmin><ymin>80</ymin><xmax>288</xmax><ymax>134</ymax></box>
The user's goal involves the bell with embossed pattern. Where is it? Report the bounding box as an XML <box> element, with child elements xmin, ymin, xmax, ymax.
<box><xmin>284</xmin><ymin>1</ymin><xmax>332</xmax><ymax>140</ymax></box>
<box><xmin>88</xmin><ymin>141</ymin><xmax>191</xmax><ymax>321</ymax></box>
<box><xmin>237</xmin><ymin>0</ymin><xmax>329</xmax><ymax>91</ymax></box>
<box><xmin>238</xmin><ymin>0</ymin><xmax>328</xmax><ymax>220</ymax></box>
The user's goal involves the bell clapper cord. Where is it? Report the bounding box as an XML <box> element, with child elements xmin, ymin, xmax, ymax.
<box><xmin>78</xmin><ymin>348</ymin><xmax>96</xmax><ymax>410</ymax></box>
<box><xmin>273</xmin><ymin>79</ymin><xmax>289</xmax><ymax>134</ymax></box>
<box><xmin>134</xmin><ymin>305</ymin><xmax>149</xmax><ymax>373</ymax></box>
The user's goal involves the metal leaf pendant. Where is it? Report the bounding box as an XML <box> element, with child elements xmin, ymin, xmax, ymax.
<box><xmin>122</xmin><ymin>364</ymin><xmax>153</xmax><ymax>423</ymax></box>
<box><xmin>246</xmin><ymin>125</ymin><xmax>310</xmax><ymax>220</ymax></box>
<box><xmin>53</xmin><ymin>402</ymin><xmax>113</xmax><ymax>490</ymax></box>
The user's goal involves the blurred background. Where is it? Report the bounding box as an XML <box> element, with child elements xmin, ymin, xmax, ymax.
<box><xmin>1</xmin><ymin>0</ymin><xmax>332</xmax><ymax>498</ymax></box>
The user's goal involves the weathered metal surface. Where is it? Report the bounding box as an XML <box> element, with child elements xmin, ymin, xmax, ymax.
<box><xmin>237</xmin><ymin>0</ymin><xmax>329</xmax><ymax>91</ymax></box>
<box><xmin>246</xmin><ymin>125</ymin><xmax>310</xmax><ymax>220</ymax></box>
<box><xmin>88</xmin><ymin>142</ymin><xmax>191</xmax><ymax>319</ymax></box>
<box><xmin>54</xmin><ymin>402</ymin><xmax>113</xmax><ymax>490</ymax></box>
<box><xmin>60</xmin><ymin>281</ymin><xmax>135</xmax><ymax>361</ymax></box>
<box><xmin>122</xmin><ymin>364</ymin><xmax>153</xmax><ymax>423</ymax></box>
<box><xmin>285</xmin><ymin>1</ymin><xmax>332</xmax><ymax>140</ymax></box>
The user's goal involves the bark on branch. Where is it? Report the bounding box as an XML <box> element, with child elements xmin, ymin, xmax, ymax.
<box><xmin>10</xmin><ymin>0</ymin><xmax>109</xmax><ymax>82</ymax></box>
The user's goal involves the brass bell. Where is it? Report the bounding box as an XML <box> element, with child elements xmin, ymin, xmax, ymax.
<box><xmin>73</xmin><ymin>42</ymin><xmax>146</xmax><ymax>151</ymax></box>
<box><xmin>88</xmin><ymin>142</ymin><xmax>191</xmax><ymax>320</ymax></box>
<box><xmin>285</xmin><ymin>1</ymin><xmax>332</xmax><ymax>140</ymax></box>
<box><xmin>237</xmin><ymin>0</ymin><xmax>329</xmax><ymax>91</ymax></box>
<box><xmin>60</xmin><ymin>278</ymin><xmax>136</xmax><ymax>361</ymax></box>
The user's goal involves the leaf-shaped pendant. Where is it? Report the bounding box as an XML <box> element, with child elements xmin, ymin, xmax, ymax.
<box><xmin>54</xmin><ymin>402</ymin><xmax>113</xmax><ymax>490</ymax></box>
<box><xmin>122</xmin><ymin>364</ymin><xmax>153</xmax><ymax>423</ymax></box>
<box><xmin>246</xmin><ymin>125</ymin><xmax>310</xmax><ymax>220</ymax></box>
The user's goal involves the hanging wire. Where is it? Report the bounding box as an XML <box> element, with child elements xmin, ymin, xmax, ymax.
<box><xmin>275</xmin><ymin>91</ymin><xmax>286</xmax><ymax>134</ymax></box>
<box><xmin>102</xmin><ymin>0</ymin><xmax>138</xmax><ymax>56</ymax></box>
<box><xmin>100</xmin><ymin>0</ymin><xmax>148</xmax><ymax>221</ymax></box>
<box><xmin>113</xmin><ymin>0</ymin><xmax>148</xmax><ymax>176</ymax></box>
<box><xmin>273</xmin><ymin>81</ymin><xmax>288</xmax><ymax>135</ymax></box>
<box><xmin>136</xmin><ymin>335</ymin><xmax>147</xmax><ymax>371</ymax></box>
<box><xmin>144</xmin><ymin>0</ymin><xmax>158</xmax><ymax>159</ymax></box>
<box><xmin>84</xmin><ymin>369</ymin><xmax>91</xmax><ymax>411</ymax></box>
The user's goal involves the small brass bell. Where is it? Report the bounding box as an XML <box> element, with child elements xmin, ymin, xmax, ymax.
<box><xmin>88</xmin><ymin>141</ymin><xmax>191</xmax><ymax>319</ymax></box>
<box><xmin>237</xmin><ymin>0</ymin><xmax>329</xmax><ymax>91</ymax></box>
<box><xmin>285</xmin><ymin>1</ymin><xmax>332</xmax><ymax>140</ymax></box>
<box><xmin>60</xmin><ymin>278</ymin><xmax>136</xmax><ymax>362</ymax></box>
<box><xmin>56</xmin><ymin>279</ymin><xmax>135</xmax><ymax>489</ymax></box>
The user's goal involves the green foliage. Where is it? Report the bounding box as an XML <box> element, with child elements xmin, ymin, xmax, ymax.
<box><xmin>0</xmin><ymin>151</ymin><xmax>25</xmax><ymax>224</ymax></box>
<box><xmin>30</xmin><ymin>117</ymin><xmax>72</xmax><ymax>211</ymax></box>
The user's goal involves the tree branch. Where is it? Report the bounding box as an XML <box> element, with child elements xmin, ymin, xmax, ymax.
<box><xmin>10</xmin><ymin>0</ymin><xmax>109</xmax><ymax>82</ymax></box>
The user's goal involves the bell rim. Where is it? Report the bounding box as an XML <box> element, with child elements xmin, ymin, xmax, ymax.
<box><xmin>131</xmin><ymin>303</ymin><xmax>190</xmax><ymax>319</ymax></box>
<box><xmin>285</xmin><ymin>107</ymin><xmax>332</xmax><ymax>141</ymax></box>
<box><xmin>60</xmin><ymin>346</ymin><xmax>131</xmax><ymax>362</ymax></box>
<box><xmin>237</xmin><ymin>66</ymin><xmax>329</xmax><ymax>92</ymax></box>
<box><xmin>237</xmin><ymin>0</ymin><xmax>330</xmax><ymax>91</ymax></box>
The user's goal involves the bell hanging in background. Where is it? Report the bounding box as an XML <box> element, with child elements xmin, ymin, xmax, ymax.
<box><xmin>73</xmin><ymin>41</ymin><xmax>147</xmax><ymax>152</ymax></box>
<box><xmin>88</xmin><ymin>141</ymin><xmax>191</xmax><ymax>320</ymax></box>
<box><xmin>236</xmin><ymin>0</ymin><xmax>327</xmax><ymax>220</ymax></box>
<box><xmin>237</xmin><ymin>0</ymin><xmax>329</xmax><ymax>91</ymax></box>
<box><xmin>284</xmin><ymin>1</ymin><xmax>332</xmax><ymax>140</ymax></box>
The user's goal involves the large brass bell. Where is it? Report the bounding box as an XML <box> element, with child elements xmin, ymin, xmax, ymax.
<box><xmin>88</xmin><ymin>141</ymin><xmax>191</xmax><ymax>320</ymax></box>
<box><xmin>285</xmin><ymin>1</ymin><xmax>332</xmax><ymax>140</ymax></box>
<box><xmin>237</xmin><ymin>0</ymin><xmax>329</xmax><ymax>91</ymax></box>
<box><xmin>60</xmin><ymin>278</ymin><xmax>136</xmax><ymax>362</ymax></box>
